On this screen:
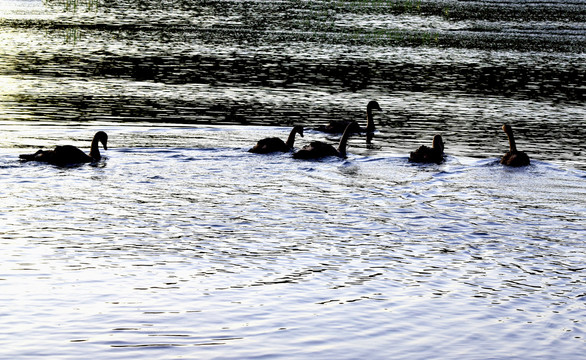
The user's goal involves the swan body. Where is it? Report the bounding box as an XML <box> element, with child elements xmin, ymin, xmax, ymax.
<box><xmin>293</xmin><ymin>121</ymin><xmax>360</xmax><ymax>160</ymax></box>
<box><xmin>19</xmin><ymin>131</ymin><xmax>108</xmax><ymax>166</ymax></box>
<box><xmin>315</xmin><ymin>120</ymin><xmax>356</xmax><ymax>134</ymax></box>
<box><xmin>409</xmin><ymin>135</ymin><xmax>445</xmax><ymax>164</ymax></box>
<box><xmin>249</xmin><ymin>126</ymin><xmax>304</xmax><ymax>154</ymax></box>
<box><xmin>500</xmin><ymin>124</ymin><xmax>530</xmax><ymax>167</ymax></box>
<box><xmin>315</xmin><ymin>100</ymin><xmax>381</xmax><ymax>143</ymax></box>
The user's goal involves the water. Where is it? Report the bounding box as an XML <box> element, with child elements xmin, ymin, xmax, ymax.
<box><xmin>1</xmin><ymin>0</ymin><xmax>586</xmax><ymax>359</ymax></box>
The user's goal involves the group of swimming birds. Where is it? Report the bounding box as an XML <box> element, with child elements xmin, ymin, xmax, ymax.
<box><xmin>18</xmin><ymin>100</ymin><xmax>531</xmax><ymax>167</ymax></box>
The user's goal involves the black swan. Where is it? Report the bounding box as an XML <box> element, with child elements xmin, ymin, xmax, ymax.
<box><xmin>409</xmin><ymin>135</ymin><xmax>445</xmax><ymax>164</ymax></box>
<box><xmin>293</xmin><ymin>121</ymin><xmax>360</xmax><ymax>160</ymax></box>
<box><xmin>249</xmin><ymin>125</ymin><xmax>304</xmax><ymax>154</ymax></box>
<box><xmin>19</xmin><ymin>131</ymin><xmax>108</xmax><ymax>166</ymax></box>
<box><xmin>500</xmin><ymin>124</ymin><xmax>530</xmax><ymax>167</ymax></box>
<box><xmin>315</xmin><ymin>100</ymin><xmax>381</xmax><ymax>143</ymax></box>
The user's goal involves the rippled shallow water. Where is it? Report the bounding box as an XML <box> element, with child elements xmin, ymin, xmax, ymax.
<box><xmin>1</xmin><ymin>125</ymin><xmax>585</xmax><ymax>359</ymax></box>
<box><xmin>1</xmin><ymin>0</ymin><xmax>586</xmax><ymax>358</ymax></box>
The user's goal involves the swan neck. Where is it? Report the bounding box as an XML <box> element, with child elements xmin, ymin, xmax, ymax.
<box><xmin>337</xmin><ymin>125</ymin><xmax>354</xmax><ymax>157</ymax></box>
<box><xmin>366</xmin><ymin>108</ymin><xmax>375</xmax><ymax>133</ymax></box>
<box><xmin>285</xmin><ymin>128</ymin><xmax>297</xmax><ymax>148</ymax></box>
<box><xmin>433</xmin><ymin>137</ymin><xmax>444</xmax><ymax>153</ymax></box>
<box><xmin>90</xmin><ymin>136</ymin><xmax>101</xmax><ymax>160</ymax></box>
<box><xmin>506</xmin><ymin>130</ymin><xmax>518</xmax><ymax>152</ymax></box>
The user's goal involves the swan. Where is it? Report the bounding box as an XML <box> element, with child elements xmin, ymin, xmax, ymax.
<box><xmin>315</xmin><ymin>100</ymin><xmax>381</xmax><ymax>143</ymax></box>
<box><xmin>19</xmin><ymin>131</ymin><xmax>108</xmax><ymax>166</ymax></box>
<box><xmin>293</xmin><ymin>121</ymin><xmax>360</xmax><ymax>160</ymax></box>
<box><xmin>409</xmin><ymin>135</ymin><xmax>445</xmax><ymax>164</ymax></box>
<box><xmin>500</xmin><ymin>124</ymin><xmax>530</xmax><ymax>167</ymax></box>
<box><xmin>248</xmin><ymin>125</ymin><xmax>304</xmax><ymax>154</ymax></box>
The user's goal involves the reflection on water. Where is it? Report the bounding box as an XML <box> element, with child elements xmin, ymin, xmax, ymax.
<box><xmin>1</xmin><ymin>0</ymin><xmax>585</xmax><ymax>169</ymax></box>
<box><xmin>1</xmin><ymin>0</ymin><xmax>586</xmax><ymax>358</ymax></box>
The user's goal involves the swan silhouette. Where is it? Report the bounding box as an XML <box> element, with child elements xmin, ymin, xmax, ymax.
<box><xmin>315</xmin><ymin>100</ymin><xmax>381</xmax><ymax>143</ymax></box>
<box><xmin>409</xmin><ymin>135</ymin><xmax>445</xmax><ymax>164</ymax></box>
<box><xmin>500</xmin><ymin>124</ymin><xmax>530</xmax><ymax>167</ymax></box>
<box><xmin>293</xmin><ymin>121</ymin><xmax>360</xmax><ymax>160</ymax></box>
<box><xmin>249</xmin><ymin>126</ymin><xmax>304</xmax><ymax>154</ymax></box>
<box><xmin>19</xmin><ymin>131</ymin><xmax>108</xmax><ymax>166</ymax></box>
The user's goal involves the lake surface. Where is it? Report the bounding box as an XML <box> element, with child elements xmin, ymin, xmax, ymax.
<box><xmin>1</xmin><ymin>0</ymin><xmax>585</xmax><ymax>359</ymax></box>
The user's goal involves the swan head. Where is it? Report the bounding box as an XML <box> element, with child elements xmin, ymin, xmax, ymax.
<box><xmin>502</xmin><ymin>124</ymin><xmax>512</xmax><ymax>134</ymax></box>
<box><xmin>293</xmin><ymin>125</ymin><xmax>304</xmax><ymax>138</ymax></box>
<box><xmin>96</xmin><ymin>131</ymin><xmax>108</xmax><ymax>150</ymax></box>
<box><xmin>367</xmin><ymin>100</ymin><xmax>382</xmax><ymax>111</ymax></box>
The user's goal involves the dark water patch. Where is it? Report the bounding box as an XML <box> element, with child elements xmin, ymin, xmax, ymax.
<box><xmin>5</xmin><ymin>50</ymin><xmax>583</xmax><ymax>103</ymax></box>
